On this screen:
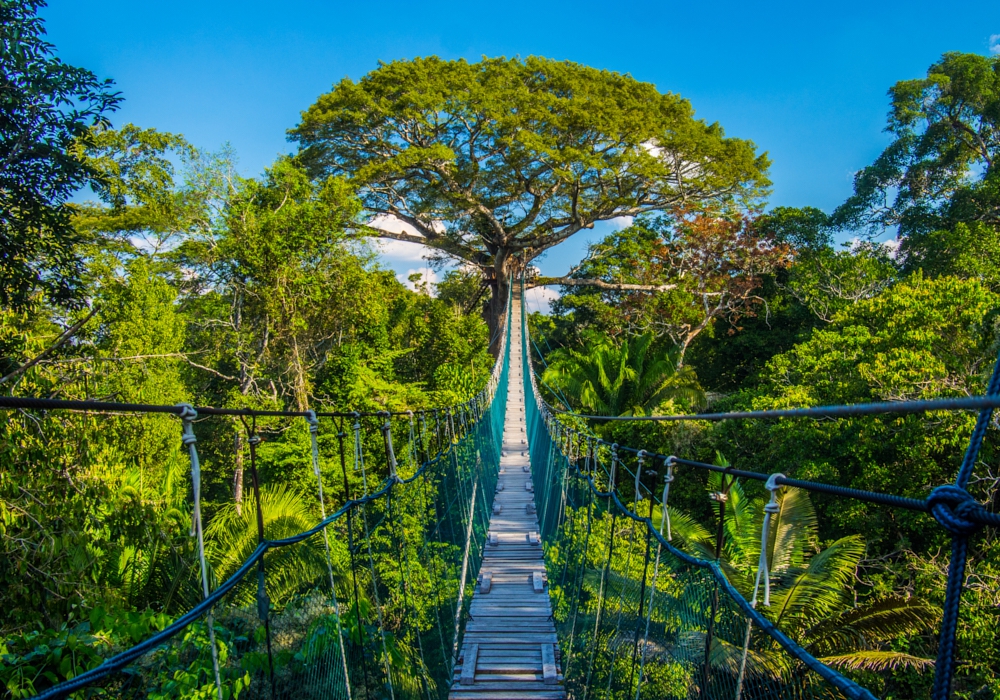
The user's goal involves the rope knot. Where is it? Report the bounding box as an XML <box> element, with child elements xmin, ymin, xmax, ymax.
<box><xmin>928</xmin><ymin>485</ymin><xmax>985</xmax><ymax>537</ymax></box>
<box><xmin>176</xmin><ymin>403</ymin><xmax>198</xmax><ymax>422</ymax></box>
<box><xmin>635</xmin><ymin>450</ymin><xmax>647</xmax><ymax>501</ymax></box>
<box><xmin>176</xmin><ymin>404</ymin><xmax>197</xmax><ymax>445</ymax></box>
<box><xmin>305</xmin><ymin>410</ymin><xmax>319</xmax><ymax>433</ymax></box>
<box><xmin>763</xmin><ymin>472</ymin><xmax>784</xmax><ymax>515</ymax></box>
<box><xmin>249</xmin><ymin>434</ymin><xmax>262</xmax><ymax>446</ymax></box>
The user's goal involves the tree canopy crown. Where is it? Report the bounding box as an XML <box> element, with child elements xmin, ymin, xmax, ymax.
<box><xmin>290</xmin><ymin>56</ymin><xmax>770</xmax><ymax>288</ymax></box>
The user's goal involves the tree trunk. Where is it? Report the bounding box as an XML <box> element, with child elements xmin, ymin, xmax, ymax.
<box><xmin>486</xmin><ymin>275</ymin><xmax>511</xmax><ymax>356</ymax></box>
<box><xmin>485</xmin><ymin>251</ymin><xmax>515</xmax><ymax>356</ymax></box>
<box><xmin>234</xmin><ymin>429</ymin><xmax>244</xmax><ymax>516</ymax></box>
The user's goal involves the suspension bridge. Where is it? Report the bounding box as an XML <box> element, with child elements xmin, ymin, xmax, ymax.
<box><xmin>3</xmin><ymin>282</ymin><xmax>1000</xmax><ymax>700</ymax></box>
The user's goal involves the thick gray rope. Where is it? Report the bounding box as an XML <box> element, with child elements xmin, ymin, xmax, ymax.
<box><xmin>177</xmin><ymin>405</ymin><xmax>223</xmax><ymax>700</ymax></box>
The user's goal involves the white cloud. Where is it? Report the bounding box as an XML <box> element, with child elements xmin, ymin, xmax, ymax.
<box><xmin>991</xmin><ymin>34</ymin><xmax>1000</xmax><ymax>54</ymax></box>
<box><xmin>398</xmin><ymin>267</ymin><xmax>440</xmax><ymax>295</ymax></box>
<box><xmin>373</xmin><ymin>237</ymin><xmax>431</xmax><ymax>263</ymax></box>
<box><xmin>609</xmin><ymin>216</ymin><xmax>634</xmax><ymax>230</ymax></box>
<box><xmin>525</xmin><ymin>286</ymin><xmax>560</xmax><ymax>315</ymax></box>
<box><xmin>881</xmin><ymin>238</ymin><xmax>901</xmax><ymax>260</ymax></box>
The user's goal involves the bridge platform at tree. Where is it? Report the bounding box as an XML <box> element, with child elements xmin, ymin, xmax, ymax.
<box><xmin>450</xmin><ymin>297</ymin><xmax>566</xmax><ymax>700</ymax></box>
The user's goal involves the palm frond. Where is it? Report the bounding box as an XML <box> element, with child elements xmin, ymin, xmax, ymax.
<box><xmin>206</xmin><ymin>484</ymin><xmax>327</xmax><ymax>606</ymax></box>
<box><xmin>804</xmin><ymin>596</ymin><xmax>939</xmax><ymax>656</ymax></box>
<box><xmin>767</xmin><ymin>536</ymin><xmax>864</xmax><ymax>632</ymax></box>
<box><xmin>818</xmin><ymin>651</ymin><xmax>934</xmax><ymax>672</ymax></box>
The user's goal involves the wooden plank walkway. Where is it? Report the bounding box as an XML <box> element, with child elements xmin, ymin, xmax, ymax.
<box><xmin>450</xmin><ymin>295</ymin><xmax>566</xmax><ymax>700</ymax></box>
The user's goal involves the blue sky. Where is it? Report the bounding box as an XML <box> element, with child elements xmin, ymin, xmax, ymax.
<box><xmin>42</xmin><ymin>0</ymin><xmax>1000</xmax><ymax>309</ymax></box>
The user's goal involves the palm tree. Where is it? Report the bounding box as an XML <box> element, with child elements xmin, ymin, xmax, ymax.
<box><xmin>660</xmin><ymin>460</ymin><xmax>937</xmax><ymax>682</ymax></box>
<box><xmin>542</xmin><ymin>332</ymin><xmax>704</xmax><ymax>416</ymax></box>
<box><xmin>206</xmin><ymin>484</ymin><xmax>329</xmax><ymax>606</ymax></box>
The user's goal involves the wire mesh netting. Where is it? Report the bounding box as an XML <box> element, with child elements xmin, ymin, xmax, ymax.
<box><xmin>10</xmin><ymin>279</ymin><xmax>1000</xmax><ymax>700</ymax></box>
<box><xmin>24</xmin><ymin>308</ymin><xmax>512</xmax><ymax>700</ymax></box>
<box><xmin>520</xmin><ymin>293</ymin><xmax>873</xmax><ymax>700</ymax></box>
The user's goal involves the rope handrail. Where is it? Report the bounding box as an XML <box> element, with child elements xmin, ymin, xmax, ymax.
<box><xmin>518</xmin><ymin>275</ymin><xmax>1000</xmax><ymax>700</ymax></box>
<box><xmin>549</xmin><ymin>393</ymin><xmax>1000</xmax><ymax>421</ymax></box>
<box><xmin>24</xmin><ymin>283</ymin><xmax>517</xmax><ymax>700</ymax></box>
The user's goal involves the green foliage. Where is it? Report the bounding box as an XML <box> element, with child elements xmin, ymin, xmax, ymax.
<box><xmin>0</xmin><ymin>0</ymin><xmax>121</xmax><ymax>311</ymax></box>
<box><xmin>206</xmin><ymin>485</ymin><xmax>327</xmax><ymax>606</ymax></box>
<box><xmin>784</xmin><ymin>242</ymin><xmax>898</xmax><ymax>323</ymax></box>
<box><xmin>542</xmin><ymin>332</ymin><xmax>704</xmax><ymax>418</ymax></box>
<box><xmin>832</xmin><ymin>52</ymin><xmax>1000</xmax><ymax>239</ymax></box>
<box><xmin>669</xmin><ymin>475</ymin><xmax>936</xmax><ymax>667</ymax></box>
<box><xmin>2</xmin><ymin>133</ymin><xmax>492</xmax><ymax>699</ymax></box>
<box><xmin>0</xmin><ymin>606</ymin><xmax>179</xmax><ymax>699</ymax></box>
<box><xmin>542</xmin><ymin>212</ymin><xmax>791</xmax><ymax>365</ymax></box>
<box><xmin>292</xmin><ymin>55</ymin><xmax>771</xmax><ymax>336</ymax></box>
<box><xmin>902</xmin><ymin>221</ymin><xmax>1000</xmax><ymax>290</ymax></box>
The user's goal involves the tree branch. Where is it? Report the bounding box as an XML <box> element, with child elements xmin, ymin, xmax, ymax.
<box><xmin>0</xmin><ymin>307</ymin><xmax>99</xmax><ymax>386</ymax></box>
<box><xmin>362</xmin><ymin>219</ymin><xmax>478</xmax><ymax>262</ymax></box>
<box><xmin>526</xmin><ymin>276</ymin><xmax>678</xmax><ymax>292</ymax></box>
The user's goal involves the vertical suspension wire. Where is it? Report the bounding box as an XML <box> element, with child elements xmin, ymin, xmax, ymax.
<box><xmin>407</xmin><ymin>410</ymin><xmax>417</xmax><ymax>475</ymax></box>
<box><xmin>305</xmin><ymin>411</ymin><xmax>352</xmax><ymax>700</ymax></box>
<box><xmin>243</xmin><ymin>418</ymin><xmax>277</xmax><ymax>700</ymax></box>
<box><xmin>417</xmin><ymin>441</ymin><xmax>453</xmax><ymax>683</ymax></box>
<box><xmin>432</xmin><ymin>409</ymin><xmax>441</xmax><ymax>457</ymax></box>
<box><xmin>354</xmin><ymin>417</ymin><xmax>395</xmax><ymax>700</ymax></box>
<box><xmin>634</xmin><ymin>457</ymin><xmax>674</xmax><ymax>700</ymax></box>
<box><xmin>605</xmin><ymin>468</ymin><xmax>639</xmax><ymax>697</ymax></box>
<box><xmin>564</xmin><ymin>462</ymin><xmax>595</xmax><ymax>688</ymax></box>
<box><xmin>450</xmin><ymin>446</ymin><xmax>479</xmax><ymax>672</ymax></box>
<box><xmin>337</xmin><ymin>417</ymin><xmax>371</xmax><ymax>697</ymax></box>
<box><xmin>384</xmin><ymin>414</ymin><xmax>434</xmax><ymax>700</ymax></box>
<box><xmin>628</xmin><ymin>453</ymin><xmax>656</xmax><ymax>694</ymax></box>
<box><xmin>583</xmin><ymin>444</ymin><xmax>618</xmax><ymax>700</ymax></box>
<box><xmin>176</xmin><ymin>405</ymin><xmax>224</xmax><ymax>700</ymax></box>
<box><xmin>702</xmin><ymin>470</ymin><xmax>736</xmax><ymax>699</ymax></box>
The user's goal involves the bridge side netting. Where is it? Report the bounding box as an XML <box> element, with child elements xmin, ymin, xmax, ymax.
<box><xmin>520</xmin><ymin>290</ymin><xmax>874</xmax><ymax>700</ymax></box>
<box><xmin>23</xmin><ymin>299</ymin><xmax>512</xmax><ymax>700</ymax></box>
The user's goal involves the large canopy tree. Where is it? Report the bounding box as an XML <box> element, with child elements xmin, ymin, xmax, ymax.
<box><xmin>832</xmin><ymin>52</ymin><xmax>1000</xmax><ymax>239</ymax></box>
<box><xmin>291</xmin><ymin>56</ymin><xmax>770</xmax><ymax>344</ymax></box>
<box><xmin>1</xmin><ymin>0</ymin><xmax>121</xmax><ymax>312</ymax></box>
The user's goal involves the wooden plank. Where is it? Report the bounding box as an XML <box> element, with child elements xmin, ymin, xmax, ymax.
<box><xmin>541</xmin><ymin>644</ymin><xmax>557</xmax><ymax>685</ymax></box>
<box><xmin>449</xmin><ymin>295</ymin><xmax>565</xmax><ymax>700</ymax></box>
<box><xmin>460</xmin><ymin>643</ymin><xmax>478</xmax><ymax>685</ymax></box>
